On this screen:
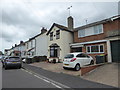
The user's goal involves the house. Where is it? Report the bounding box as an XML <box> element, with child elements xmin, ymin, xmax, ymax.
<box><xmin>25</xmin><ymin>37</ymin><xmax>36</xmax><ymax>58</ymax></box>
<box><xmin>4</xmin><ymin>49</ymin><xmax>12</xmax><ymax>56</ymax></box>
<box><xmin>35</xmin><ymin>27</ymin><xmax>48</xmax><ymax>57</ymax></box>
<box><xmin>70</xmin><ymin>15</ymin><xmax>120</xmax><ymax>63</ymax></box>
<box><xmin>5</xmin><ymin>41</ymin><xmax>26</xmax><ymax>58</ymax></box>
<box><xmin>46</xmin><ymin>16</ymin><xmax>74</xmax><ymax>62</ymax></box>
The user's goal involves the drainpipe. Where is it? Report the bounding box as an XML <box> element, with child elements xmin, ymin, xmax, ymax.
<box><xmin>107</xmin><ymin>40</ymin><xmax>112</xmax><ymax>62</ymax></box>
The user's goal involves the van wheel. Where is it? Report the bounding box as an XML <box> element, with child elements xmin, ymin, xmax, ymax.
<box><xmin>74</xmin><ymin>64</ymin><xmax>80</xmax><ymax>71</ymax></box>
<box><xmin>90</xmin><ymin>60</ymin><xmax>94</xmax><ymax>65</ymax></box>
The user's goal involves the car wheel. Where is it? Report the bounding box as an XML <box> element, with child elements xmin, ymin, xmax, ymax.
<box><xmin>74</xmin><ymin>64</ymin><xmax>80</xmax><ymax>71</ymax></box>
<box><xmin>4</xmin><ymin>65</ymin><xmax>7</xmax><ymax>70</ymax></box>
<box><xmin>2</xmin><ymin>64</ymin><xmax>4</xmax><ymax>68</ymax></box>
<box><xmin>90</xmin><ymin>60</ymin><xmax>94</xmax><ymax>65</ymax></box>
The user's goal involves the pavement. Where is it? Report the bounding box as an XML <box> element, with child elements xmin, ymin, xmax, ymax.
<box><xmin>22</xmin><ymin>63</ymin><xmax>116</xmax><ymax>88</ymax></box>
<box><xmin>81</xmin><ymin>63</ymin><xmax>119</xmax><ymax>88</ymax></box>
<box><xmin>28</xmin><ymin>62</ymin><xmax>119</xmax><ymax>88</ymax></box>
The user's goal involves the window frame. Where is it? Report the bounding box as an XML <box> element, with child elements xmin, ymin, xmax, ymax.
<box><xmin>86</xmin><ymin>44</ymin><xmax>104</xmax><ymax>54</ymax></box>
<box><xmin>56</xmin><ymin>30</ymin><xmax>60</xmax><ymax>39</ymax></box>
<box><xmin>50</xmin><ymin>32</ymin><xmax>53</xmax><ymax>41</ymax></box>
<box><xmin>78</xmin><ymin>24</ymin><xmax>103</xmax><ymax>38</ymax></box>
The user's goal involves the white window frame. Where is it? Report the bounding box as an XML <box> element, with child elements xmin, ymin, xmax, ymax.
<box><xmin>86</xmin><ymin>44</ymin><xmax>104</xmax><ymax>54</ymax></box>
<box><xmin>78</xmin><ymin>24</ymin><xmax>103</xmax><ymax>38</ymax></box>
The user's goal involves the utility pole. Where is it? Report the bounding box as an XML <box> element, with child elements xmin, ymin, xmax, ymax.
<box><xmin>67</xmin><ymin>6</ymin><xmax>72</xmax><ymax>16</ymax></box>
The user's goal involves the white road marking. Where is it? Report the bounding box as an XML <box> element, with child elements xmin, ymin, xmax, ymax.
<box><xmin>21</xmin><ymin>68</ymin><xmax>72</xmax><ymax>90</ymax></box>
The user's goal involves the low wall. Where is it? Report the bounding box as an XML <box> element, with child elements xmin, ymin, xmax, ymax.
<box><xmin>80</xmin><ymin>64</ymin><xmax>102</xmax><ymax>76</ymax></box>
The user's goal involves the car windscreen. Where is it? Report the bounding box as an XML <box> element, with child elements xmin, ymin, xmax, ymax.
<box><xmin>9</xmin><ymin>57</ymin><xmax>20</xmax><ymax>61</ymax></box>
<box><xmin>64</xmin><ymin>54</ymin><xmax>74</xmax><ymax>59</ymax></box>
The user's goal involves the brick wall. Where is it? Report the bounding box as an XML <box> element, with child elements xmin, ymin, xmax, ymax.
<box><xmin>74</xmin><ymin>19</ymin><xmax>119</xmax><ymax>43</ymax></box>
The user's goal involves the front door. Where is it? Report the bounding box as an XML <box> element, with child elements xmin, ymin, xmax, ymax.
<box><xmin>50</xmin><ymin>47</ymin><xmax>59</xmax><ymax>57</ymax></box>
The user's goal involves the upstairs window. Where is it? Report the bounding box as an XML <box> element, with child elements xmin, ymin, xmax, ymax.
<box><xmin>50</xmin><ymin>32</ymin><xmax>53</xmax><ymax>41</ymax></box>
<box><xmin>56</xmin><ymin>30</ymin><xmax>60</xmax><ymax>39</ymax></box>
<box><xmin>78</xmin><ymin>29</ymin><xmax>85</xmax><ymax>37</ymax></box>
<box><xmin>78</xmin><ymin>24</ymin><xmax>103</xmax><ymax>38</ymax></box>
<box><xmin>94</xmin><ymin>25</ymin><xmax>103</xmax><ymax>34</ymax></box>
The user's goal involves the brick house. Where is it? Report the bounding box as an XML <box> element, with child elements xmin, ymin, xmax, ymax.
<box><xmin>70</xmin><ymin>15</ymin><xmax>120</xmax><ymax>63</ymax></box>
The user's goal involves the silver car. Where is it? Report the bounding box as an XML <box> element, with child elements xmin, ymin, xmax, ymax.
<box><xmin>3</xmin><ymin>56</ymin><xmax>22</xmax><ymax>69</ymax></box>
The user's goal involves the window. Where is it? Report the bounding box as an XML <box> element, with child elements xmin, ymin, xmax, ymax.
<box><xmin>91</xmin><ymin>46</ymin><xmax>99</xmax><ymax>52</ymax></box>
<box><xmin>94</xmin><ymin>25</ymin><xmax>103</xmax><ymax>34</ymax></box>
<box><xmin>78</xmin><ymin>24</ymin><xmax>103</xmax><ymax>38</ymax></box>
<box><xmin>78</xmin><ymin>29</ymin><xmax>85</xmax><ymax>37</ymax></box>
<box><xmin>76</xmin><ymin>54</ymin><xmax>87</xmax><ymax>58</ymax></box>
<box><xmin>86</xmin><ymin>45</ymin><xmax>104</xmax><ymax>53</ymax></box>
<box><xmin>64</xmin><ymin>54</ymin><xmax>74</xmax><ymax>59</ymax></box>
<box><xmin>50</xmin><ymin>32</ymin><xmax>53</xmax><ymax>41</ymax></box>
<box><xmin>56</xmin><ymin>30</ymin><xmax>60</xmax><ymax>39</ymax></box>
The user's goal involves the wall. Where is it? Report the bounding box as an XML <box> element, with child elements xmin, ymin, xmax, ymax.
<box><xmin>47</xmin><ymin>26</ymin><xmax>73</xmax><ymax>60</ymax></box>
<box><xmin>35</xmin><ymin>33</ymin><xmax>48</xmax><ymax>56</ymax></box>
<box><xmin>74</xmin><ymin>19</ymin><xmax>119</xmax><ymax>43</ymax></box>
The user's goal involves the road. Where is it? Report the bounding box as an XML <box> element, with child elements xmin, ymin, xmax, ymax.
<box><xmin>2</xmin><ymin>63</ymin><xmax>61</xmax><ymax>88</ymax></box>
<box><xmin>2</xmin><ymin>62</ymin><xmax>117</xmax><ymax>89</ymax></box>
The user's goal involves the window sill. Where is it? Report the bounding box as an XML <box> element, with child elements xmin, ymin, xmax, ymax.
<box><xmin>86</xmin><ymin>52</ymin><xmax>104</xmax><ymax>54</ymax></box>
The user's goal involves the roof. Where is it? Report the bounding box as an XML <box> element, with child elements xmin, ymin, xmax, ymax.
<box><xmin>74</xmin><ymin>15</ymin><xmax>120</xmax><ymax>31</ymax></box>
<box><xmin>29</xmin><ymin>29</ymin><xmax>47</xmax><ymax>41</ymax></box>
<box><xmin>46</xmin><ymin>23</ymin><xmax>73</xmax><ymax>35</ymax></box>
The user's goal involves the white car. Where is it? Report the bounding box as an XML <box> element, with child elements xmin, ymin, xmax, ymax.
<box><xmin>63</xmin><ymin>52</ymin><xmax>94</xmax><ymax>71</ymax></box>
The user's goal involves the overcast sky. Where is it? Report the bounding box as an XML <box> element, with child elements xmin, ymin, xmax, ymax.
<box><xmin>0</xmin><ymin>0</ymin><xmax>119</xmax><ymax>53</ymax></box>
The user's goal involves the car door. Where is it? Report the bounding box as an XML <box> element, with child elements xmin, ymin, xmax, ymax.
<box><xmin>83</xmin><ymin>54</ymin><xmax>91</xmax><ymax>65</ymax></box>
<box><xmin>76</xmin><ymin>53</ymin><xmax>86</xmax><ymax>67</ymax></box>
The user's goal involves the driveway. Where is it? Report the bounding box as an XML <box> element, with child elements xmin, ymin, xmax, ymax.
<box><xmin>29</xmin><ymin>62</ymin><xmax>80</xmax><ymax>76</ymax></box>
<box><xmin>29</xmin><ymin>62</ymin><xmax>119</xmax><ymax>87</ymax></box>
<box><xmin>81</xmin><ymin>63</ymin><xmax>119</xmax><ymax>87</ymax></box>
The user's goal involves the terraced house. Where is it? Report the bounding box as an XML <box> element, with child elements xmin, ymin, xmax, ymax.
<box><xmin>70</xmin><ymin>15</ymin><xmax>120</xmax><ymax>63</ymax></box>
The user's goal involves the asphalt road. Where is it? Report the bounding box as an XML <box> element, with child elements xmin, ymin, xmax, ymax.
<box><xmin>2</xmin><ymin>64</ymin><xmax>59</xmax><ymax>88</ymax></box>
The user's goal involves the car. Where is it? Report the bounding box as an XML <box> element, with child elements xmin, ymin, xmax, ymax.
<box><xmin>2</xmin><ymin>56</ymin><xmax>22</xmax><ymax>69</ymax></box>
<box><xmin>63</xmin><ymin>52</ymin><xmax>94</xmax><ymax>71</ymax></box>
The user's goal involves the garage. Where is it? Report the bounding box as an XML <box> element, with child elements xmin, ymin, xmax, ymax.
<box><xmin>110</xmin><ymin>40</ymin><xmax>120</xmax><ymax>62</ymax></box>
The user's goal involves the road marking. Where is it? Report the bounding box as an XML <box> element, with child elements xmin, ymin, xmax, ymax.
<box><xmin>21</xmin><ymin>68</ymin><xmax>73</xmax><ymax>90</ymax></box>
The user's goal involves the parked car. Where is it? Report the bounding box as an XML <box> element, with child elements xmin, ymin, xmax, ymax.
<box><xmin>2</xmin><ymin>56</ymin><xmax>22</xmax><ymax>69</ymax></box>
<box><xmin>63</xmin><ymin>52</ymin><xmax>94</xmax><ymax>71</ymax></box>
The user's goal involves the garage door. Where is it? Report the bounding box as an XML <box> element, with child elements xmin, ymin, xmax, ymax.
<box><xmin>110</xmin><ymin>40</ymin><xmax>120</xmax><ymax>62</ymax></box>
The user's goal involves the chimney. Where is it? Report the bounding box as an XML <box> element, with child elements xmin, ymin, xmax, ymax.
<box><xmin>41</xmin><ymin>27</ymin><xmax>47</xmax><ymax>34</ymax></box>
<box><xmin>20</xmin><ymin>41</ymin><xmax>24</xmax><ymax>44</ymax></box>
<box><xmin>67</xmin><ymin>16</ymin><xmax>74</xmax><ymax>31</ymax></box>
<box><xmin>15</xmin><ymin>44</ymin><xmax>17</xmax><ymax>47</ymax></box>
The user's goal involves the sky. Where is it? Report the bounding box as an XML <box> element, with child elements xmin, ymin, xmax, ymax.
<box><xmin>0</xmin><ymin>0</ymin><xmax>119</xmax><ymax>53</ymax></box>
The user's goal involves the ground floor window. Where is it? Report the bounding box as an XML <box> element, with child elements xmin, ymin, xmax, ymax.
<box><xmin>50</xmin><ymin>47</ymin><xmax>58</xmax><ymax>57</ymax></box>
<box><xmin>86</xmin><ymin>44</ymin><xmax>104</xmax><ymax>53</ymax></box>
